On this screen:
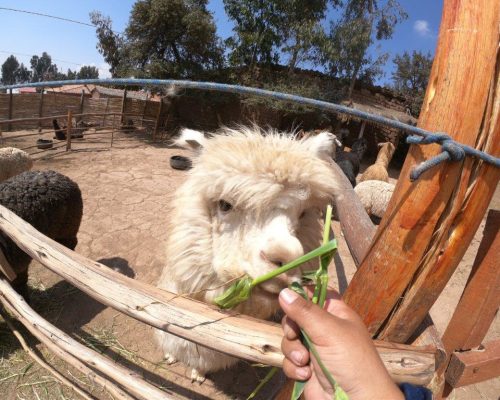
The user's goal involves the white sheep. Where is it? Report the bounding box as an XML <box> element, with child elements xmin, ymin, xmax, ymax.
<box><xmin>354</xmin><ymin>180</ymin><xmax>395</xmax><ymax>220</ymax></box>
<box><xmin>156</xmin><ymin>126</ymin><xmax>343</xmax><ymax>382</ymax></box>
<box><xmin>0</xmin><ymin>147</ymin><xmax>33</xmax><ymax>182</ymax></box>
<box><xmin>359</xmin><ymin>142</ymin><xmax>396</xmax><ymax>183</ymax></box>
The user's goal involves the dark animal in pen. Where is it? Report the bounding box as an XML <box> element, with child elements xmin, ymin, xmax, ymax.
<box><xmin>335</xmin><ymin>137</ymin><xmax>368</xmax><ymax>187</ymax></box>
<box><xmin>0</xmin><ymin>170</ymin><xmax>83</xmax><ymax>300</ymax></box>
<box><xmin>53</xmin><ymin>119</ymin><xmax>86</xmax><ymax>140</ymax></box>
<box><xmin>53</xmin><ymin>119</ymin><xmax>67</xmax><ymax>140</ymax></box>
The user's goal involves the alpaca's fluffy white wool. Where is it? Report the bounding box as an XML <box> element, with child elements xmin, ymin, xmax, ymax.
<box><xmin>0</xmin><ymin>147</ymin><xmax>33</xmax><ymax>182</ymax></box>
<box><xmin>156</xmin><ymin>127</ymin><xmax>343</xmax><ymax>380</ymax></box>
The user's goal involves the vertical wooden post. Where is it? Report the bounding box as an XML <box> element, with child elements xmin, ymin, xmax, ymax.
<box><xmin>358</xmin><ymin>121</ymin><xmax>366</xmax><ymax>139</ymax></box>
<box><xmin>66</xmin><ymin>110</ymin><xmax>72</xmax><ymax>151</ymax></box>
<box><xmin>343</xmin><ymin>0</ymin><xmax>500</xmax><ymax>340</ymax></box>
<box><xmin>441</xmin><ymin>210</ymin><xmax>500</xmax><ymax>352</ymax></box>
<box><xmin>78</xmin><ymin>90</ymin><xmax>85</xmax><ymax>122</ymax></box>
<box><xmin>38</xmin><ymin>89</ymin><xmax>45</xmax><ymax>133</ymax></box>
<box><xmin>111</xmin><ymin>113</ymin><xmax>116</xmax><ymax>148</ymax></box>
<box><xmin>153</xmin><ymin>98</ymin><xmax>164</xmax><ymax>142</ymax></box>
<box><xmin>120</xmin><ymin>89</ymin><xmax>127</xmax><ymax>125</ymax></box>
<box><xmin>438</xmin><ymin>210</ymin><xmax>500</xmax><ymax>397</ymax></box>
<box><xmin>7</xmin><ymin>89</ymin><xmax>13</xmax><ymax>132</ymax></box>
<box><xmin>141</xmin><ymin>94</ymin><xmax>149</xmax><ymax>128</ymax></box>
<box><xmin>102</xmin><ymin>98</ymin><xmax>110</xmax><ymax>127</ymax></box>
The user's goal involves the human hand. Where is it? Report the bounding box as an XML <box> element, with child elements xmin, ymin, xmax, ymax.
<box><xmin>279</xmin><ymin>287</ymin><xmax>404</xmax><ymax>400</ymax></box>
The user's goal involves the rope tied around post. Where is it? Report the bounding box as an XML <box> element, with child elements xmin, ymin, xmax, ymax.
<box><xmin>406</xmin><ymin>132</ymin><xmax>500</xmax><ymax>181</ymax></box>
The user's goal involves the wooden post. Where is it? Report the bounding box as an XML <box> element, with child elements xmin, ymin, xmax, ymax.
<box><xmin>343</xmin><ymin>0</ymin><xmax>500</xmax><ymax>340</ymax></box>
<box><xmin>445</xmin><ymin>339</ymin><xmax>500</xmax><ymax>388</ymax></box>
<box><xmin>78</xmin><ymin>89</ymin><xmax>85</xmax><ymax>125</ymax></box>
<box><xmin>120</xmin><ymin>89</ymin><xmax>127</xmax><ymax>125</ymax></box>
<box><xmin>441</xmin><ymin>210</ymin><xmax>500</xmax><ymax>352</ymax></box>
<box><xmin>66</xmin><ymin>110</ymin><xmax>72</xmax><ymax>151</ymax></box>
<box><xmin>38</xmin><ymin>89</ymin><xmax>44</xmax><ymax>132</ymax></box>
<box><xmin>436</xmin><ymin>210</ymin><xmax>500</xmax><ymax>397</ymax></box>
<box><xmin>153</xmin><ymin>98</ymin><xmax>164</xmax><ymax>141</ymax></box>
<box><xmin>102</xmin><ymin>97</ymin><xmax>110</xmax><ymax>127</ymax></box>
<box><xmin>358</xmin><ymin>121</ymin><xmax>366</xmax><ymax>139</ymax></box>
<box><xmin>141</xmin><ymin>94</ymin><xmax>148</xmax><ymax>127</ymax></box>
<box><xmin>7</xmin><ymin>88</ymin><xmax>13</xmax><ymax>132</ymax></box>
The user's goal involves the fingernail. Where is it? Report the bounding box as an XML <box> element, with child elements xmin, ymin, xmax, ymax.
<box><xmin>296</xmin><ymin>367</ymin><xmax>310</xmax><ymax>380</ymax></box>
<box><xmin>280</xmin><ymin>288</ymin><xmax>299</xmax><ymax>305</ymax></box>
<box><xmin>290</xmin><ymin>350</ymin><xmax>304</xmax><ymax>364</ymax></box>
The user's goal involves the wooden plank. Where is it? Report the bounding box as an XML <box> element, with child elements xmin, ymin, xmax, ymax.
<box><xmin>153</xmin><ymin>97</ymin><xmax>164</xmax><ymax>141</ymax></box>
<box><xmin>445</xmin><ymin>340</ymin><xmax>500</xmax><ymax>388</ymax></box>
<box><xmin>343</xmin><ymin>0</ymin><xmax>500</xmax><ymax>338</ymax></box>
<box><xmin>38</xmin><ymin>90</ymin><xmax>44</xmax><ymax>132</ymax></box>
<box><xmin>0</xmin><ymin>278</ymin><xmax>176</xmax><ymax>400</ymax></box>
<box><xmin>66</xmin><ymin>109</ymin><xmax>72</xmax><ymax>151</ymax></box>
<box><xmin>7</xmin><ymin>88</ymin><xmax>12</xmax><ymax>131</ymax></box>
<box><xmin>0</xmin><ymin>204</ymin><xmax>436</xmax><ymax>384</ymax></box>
<box><xmin>120</xmin><ymin>90</ymin><xmax>127</xmax><ymax>124</ymax></box>
<box><xmin>442</xmin><ymin>210</ymin><xmax>500</xmax><ymax>352</ymax></box>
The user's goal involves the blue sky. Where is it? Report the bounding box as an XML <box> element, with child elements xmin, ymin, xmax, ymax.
<box><xmin>0</xmin><ymin>0</ymin><xmax>442</xmax><ymax>85</ymax></box>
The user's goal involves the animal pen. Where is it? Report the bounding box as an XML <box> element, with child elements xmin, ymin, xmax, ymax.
<box><xmin>0</xmin><ymin>0</ymin><xmax>499</xmax><ymax>399</ymax></box>
<box><xmin>0</xmin><ymin>87</ymin><xmax>169</xmax><ymax>157</ymax></box>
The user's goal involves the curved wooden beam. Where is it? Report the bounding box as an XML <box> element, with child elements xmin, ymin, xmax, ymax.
<box><xmin>0</xmin><ymin>204</ymin><xmax>434</xmax><ymax>384</ymax></box>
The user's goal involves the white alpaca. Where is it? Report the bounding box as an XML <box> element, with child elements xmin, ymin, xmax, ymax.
<box><xmin>354</xmin><ymin>180</ymin><xmax>395</xmax><ymax>219</ymax></box>
<box><xmin>156</xmin><ymin>127</ymin><xmax>342</xmax><ymax>382</ymax></box>
<box><xmin>0</xmin><ymin>147</ymin><xmax>33</xmax><ymax>182</ymax></box>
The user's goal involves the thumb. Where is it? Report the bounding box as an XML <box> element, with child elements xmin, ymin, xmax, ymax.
<box><xmin>279</xmin><ymin>288</ymin><xmax>339</xmax><ymax>341</ymax></box>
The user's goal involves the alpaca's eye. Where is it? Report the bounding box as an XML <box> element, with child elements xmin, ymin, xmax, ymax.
<box><xmin>299</xmin><ymin>211</ymin><xmax>306</xmax><ymax>219</ymax></box>
<box><xmin>218</xmin><ymin>200</ymin><xmax>233</xmax><ymax>212</ymax></box>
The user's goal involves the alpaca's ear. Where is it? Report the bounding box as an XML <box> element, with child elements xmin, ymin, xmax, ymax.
<box><xmin>175</xmin><ymin>128</ymin><xmax>207</xmax><ymax>151</ymax></box>
<box><xmin>303</xmin><ymin>131</ymin><xmax>341</xmax><ymax>160</ymax></box>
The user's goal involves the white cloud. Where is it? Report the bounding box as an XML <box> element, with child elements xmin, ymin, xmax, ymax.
<box><xmin>414</xmin><ymin>20</ymin><xmax>431</xmax><ymax>37</ymax></box>
<box><xmin>98</xmin><ymin>63</ymin><xmax>112</xmax><ymax>79</ymax></box>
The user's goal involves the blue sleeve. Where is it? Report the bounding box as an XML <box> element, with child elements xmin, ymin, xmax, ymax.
<box><xmin>399</xmin><ymin>383</ymin><xmax>433</xmax><ymax>400</ymax></box>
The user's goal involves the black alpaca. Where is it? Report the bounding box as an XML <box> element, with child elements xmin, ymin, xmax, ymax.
<box><xmin>52</xmin><ymin>119</ymin><xmax>66</xmax><ymax>140</ymax></box>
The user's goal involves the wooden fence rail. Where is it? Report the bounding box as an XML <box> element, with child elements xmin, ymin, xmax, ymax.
<box><xmin>0</xmin><ymin>204</ymin><xmax>437</xmax><ymax>386</ymax></box>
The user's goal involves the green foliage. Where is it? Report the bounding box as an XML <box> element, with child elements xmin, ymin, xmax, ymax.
<box><xmin>392</xmin><ymin>50</ymin><xmax>433</xmax><ymax>116</ymax></box>
<box><xmin>214</xmin><ymin>239</ymin><xmax>338</xmax><ymax>309</ymax></box>
<box><xmin>90</xmin><ymin>11</ymin><xmax>124</xmax><ymax>77</ymax></box>
<box><xmin>1</xmin><ymin>55</ymin><xmax>20</xmax><ymax>85</ymax></box>
<box><xmin>322</xmin><ymin>0</ymin><xmax>407</xmax><ymax>98</ymax></box>
<box><xmin>223</xmin><ymin>0</ymin><xmax>284</xmax><ymax>68</ymax></box>
<box><xmin>30</xmin><ymin>52</ymin><xmax>59</xmax><ymax>82</ymax></box>
<box><xmin>77</xmin><ymin>65</ymin><xmax>100</xmax><ymax>79</ymax></box>
<box><xmin>91</xmin><ymin>0</ymin><xmax>223</xmax><ymax>79</ymax></box>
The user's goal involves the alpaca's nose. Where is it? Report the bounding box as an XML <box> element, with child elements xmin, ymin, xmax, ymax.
<box><xmin>261</xmin><ymin>237</ymin><xmax>304</xmax><ymax>268</ymax></box>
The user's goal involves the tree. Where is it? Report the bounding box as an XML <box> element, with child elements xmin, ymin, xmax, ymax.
<box><xmin>30</xmin><ymin>52</ymin><xmax>59</xmax><ymax>82</ymax></box>
<box><xmin>281</xmin><ymin>0</ymin><xmax>342</xmax><ymax>74</ymax></box>
<box><xmin>17</xmin><ymin>63</ymin><xmax>32</xmax><ymax>83</ymax></box>
<box><xmin>323</xmin><ymin>0</ymin><xmax>407</xmax><ymax>99</ymax></box>
<box><xmin>223</xmin><ymin>0</ymin><xmax>285</xmax><ymax>70</ymax></box>
<box><xmin>1</xmin><ymin>55</ymin><xmax>20</xmax><ymax>85</ymax></box>
<box><xmin>66</xmin><ymin>69</ymin><xmax>77</xmax><ymax>80</ymax></box>
<box><xmin>90</xmin><ymin>11</ymin><xmax>124</xmax><ymax>77</ymax></box>
<box><xmin>77</xmin><ymin>65</ymin><xmax>99</xmax><ymax>79</ymax></box>
<box><xmin>91</xmin><ymin>0</ymin><xmax>223</xmax><ymax>79</ymax></box>
<box><xmin>392</xmin><ymin>50</ymin><xmax>433</xmax><ymax>116</ymax></box>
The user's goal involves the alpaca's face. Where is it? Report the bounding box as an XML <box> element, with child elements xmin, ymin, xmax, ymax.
<box><xmin>209</xmin><ymin>190</ymin><xmax>325</xmax><ymax>296</ymax></box>
<box><xmin>166</xmin><ymin>128</ymin><xmax>342</xmax><ymax>312</ymax></box>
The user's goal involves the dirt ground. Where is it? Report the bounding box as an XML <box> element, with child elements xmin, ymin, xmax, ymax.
<box><xmin>0</xmin><ymin>128</ymin><xmax>498</xmax><ymax>399</ymax></box>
